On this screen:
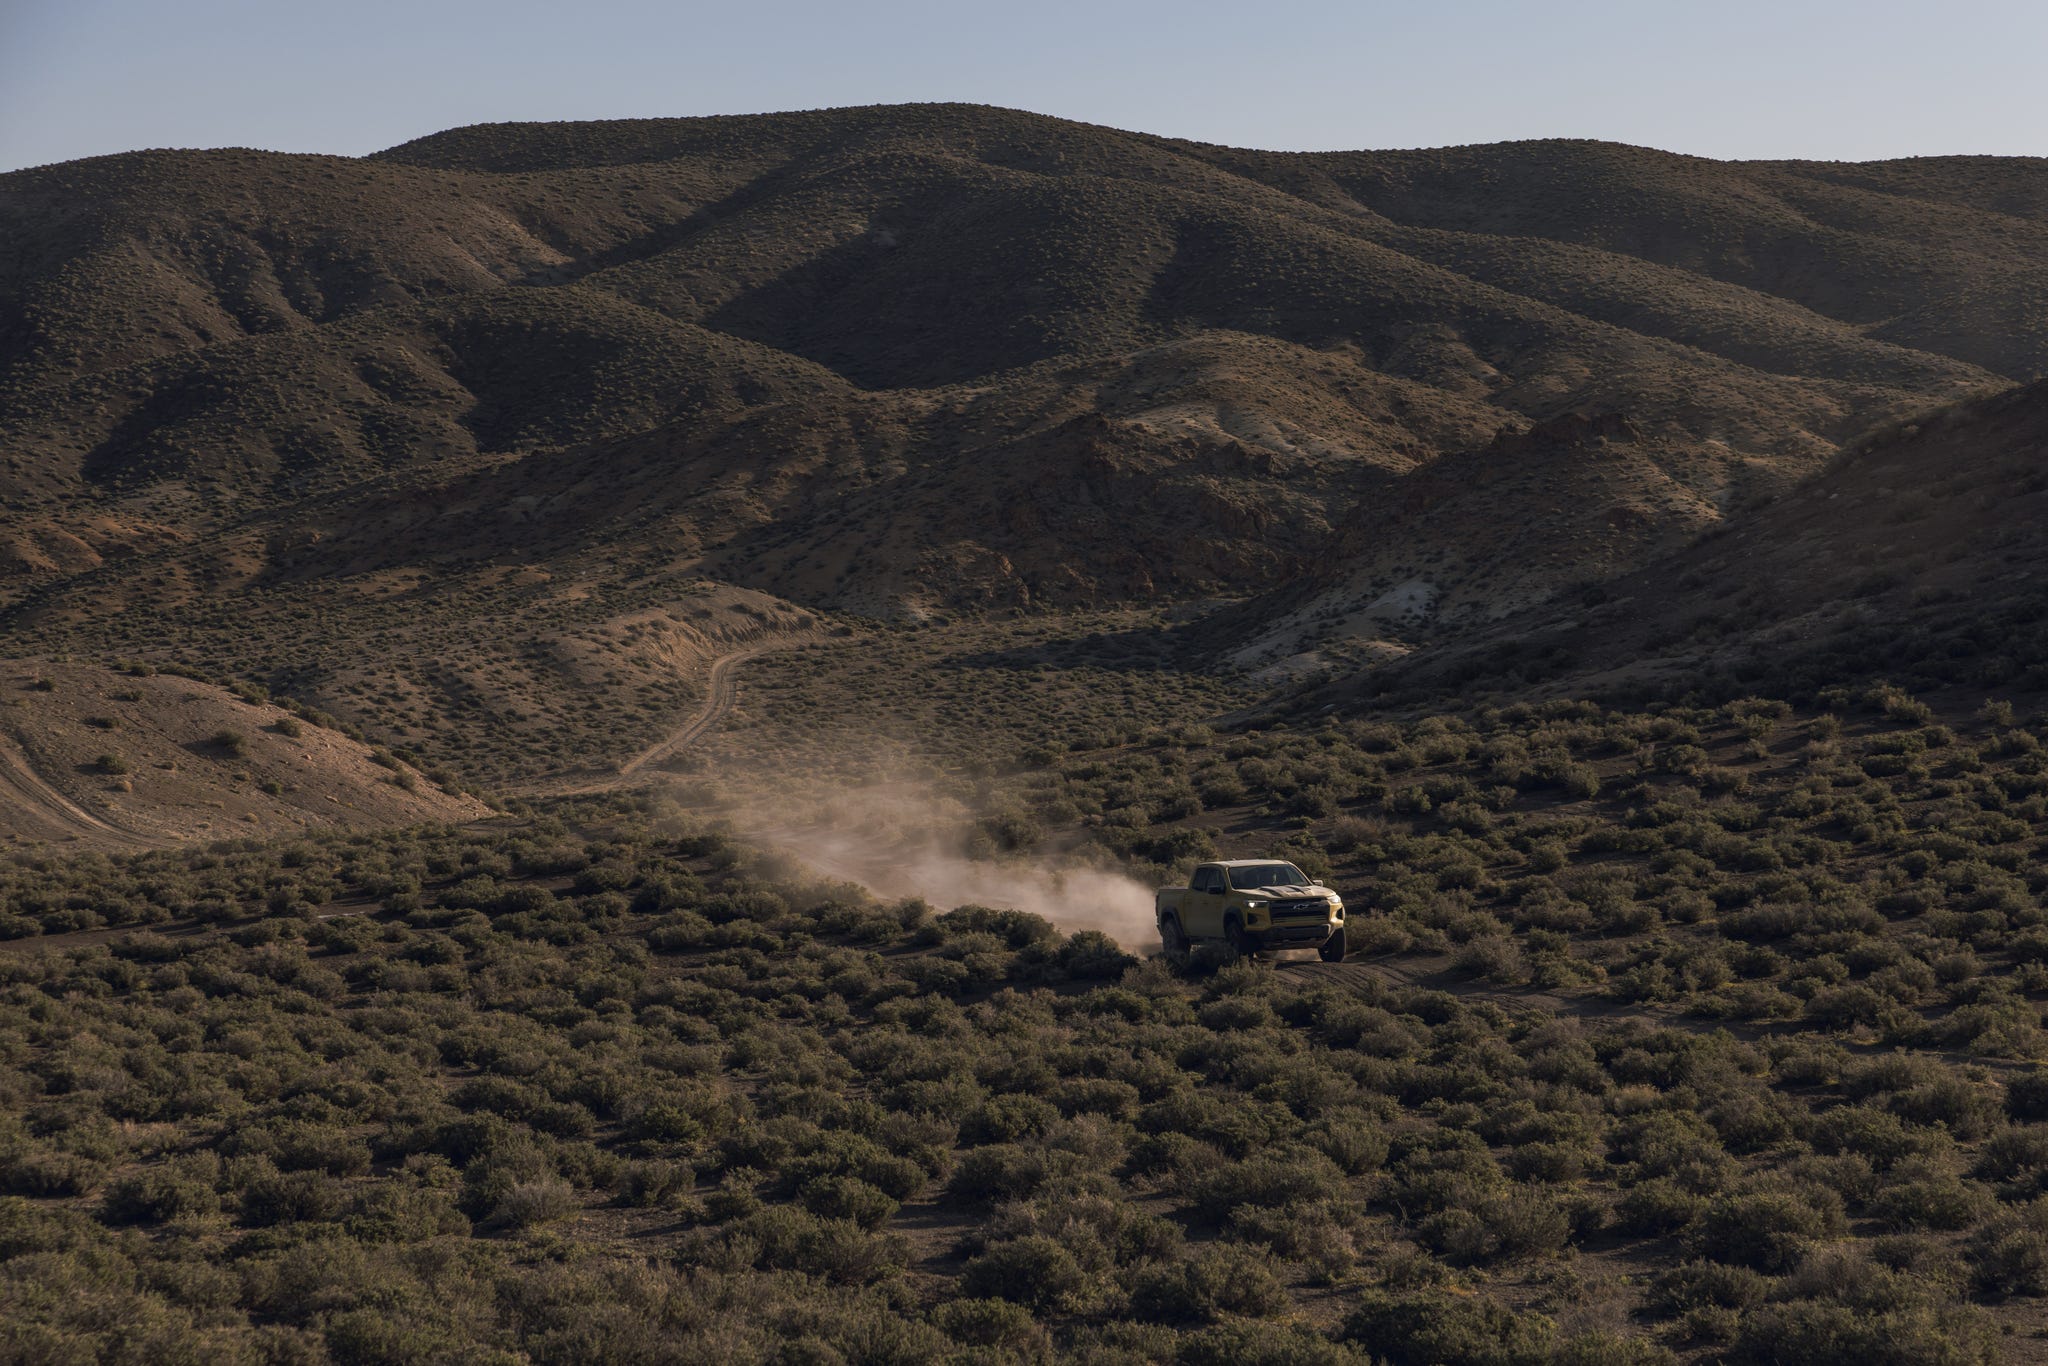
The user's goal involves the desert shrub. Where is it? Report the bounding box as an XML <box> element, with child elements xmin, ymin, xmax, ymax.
<box><xmin>1887</xmin><ymin>1077</ymin><xmax>2002</xmax><ymax>1140</ymax></box>
<box><xmin>647</xmin><ymin>911</ymin><xmax>715</xmax><ymax>952</ymax></box>
<box><xmin>1228</xmin><ymin>1199</ymin><xmax>1365</xmax><ymax>1280</ymax></box>
<box><xmin>1452</xmin><ymin>935</ymin><xmax>1525</xmax><ymax>984</ymax></box>
<box><xmin>1615</xmin><ymin>1179</ymin><xmax>1706</xmax><ymax>1236</ymax></box>
<box><xmin>4</xmin><ymin>753</ymin><xmax>2044</xmax><ymax>1354</ymax></box>
<box><xmin>1609</xmin><ymin>1110</ymin><xmax>1731</xmax><ymax>1185</ymax></box>
<box><xmin>1707</xmin><ymin>1092</ymin><xmax>1794</xmax><ymax>1154</ymax></box>
<box><xmin>1388</xmin><ymin>1128</ymin><xmax>1512</xmax><ymax>1213</ymax></box>
<box><xmin>945</xmin><ymin>1145</ymin><xmax>1049</xmax><ymax>1207</ymax></box>
<box><xmin>1340</xmin><ymin>1289</ymin><xmax>1556</xmax><ymax>1366</ymax></box>
<box><xmin>960</xmin><ymin>1235</ymin><xmax>1091</xmax><ymax>1313</ymax></box>
<box><xmin>268</xmin><ymin>1123</ymin><xmax>373</xmax><ymax>1176</ymax></box>
<box><xmin>1869</xmin><ymin>1170</ymin><xmax>1996</xmax><ymax>1231</ymax></box>
<box><xmin>344</xmin><ymin>1184</ymin><xmax>468</xmax><ymax>1243</ymax></box>
<box><xmin>0</xmin><ymin>1145</ymin><xmax>103</xmax><ymax>1198</ymax></box>
<box><xmin>1129</xmin><ymin>1244</ymin><xmax>1289</xmax><ymax>1323</ymax></box>
<box><xmin>1974</xmin><ymin>1126</ymin><xmax>2048</xmax><ymax>1193</ymax></box>
<box><xmin>242</xmin><ymin>1169</ymin><xmax>344</xmax><ymax>1225</ymax></box>
<box><xmin>489</xmin><ymin>1178</ymin><xmax>579</xmax><ymax>1230</ymax></box>
<box><xmin>940</xmin><ymin>904</ymin><xmax>1059</xmax><ymax>949</ymax></box>
<box><xmin>1051</xmin><ymin>1077</ymin><xmax>1142</xmax><ymax>1122</ymax></box>
<box><xmin>1722</xmin><ymin>1300</ymin><xmax>1992</xmax><ymax>1366</ymax></box>
<box><xmin>2006</xmin><ymin>1069</ymin><xmax>2048</xmax><ymax>1121</ymax></box>
<box><xmin>930</xmin><ymin>1298</ymin><xmax>1047</xmax><ymax>1352</ymax></box>
<box><xmin>1505</xmin><ymin>1141</ymin><xmax>1590</xmax><ymax>1184</ymax></box>
<box><xmin>1060</xmin><ymin>930</ymin><xmax>1136</xmax><ymax>979</ymax></box>
<box><xmin>1138</xmin><ymin>1090</ymin><xmax>1290</xmax><ymax>1158</ymax></box>
<box><xmin>1134</xmin><ymin>826</ymin><xmax>1217</xmax><ymax>865</ymax></box>
<box><xmin>799</xmin><ymin>1175</ymin><xmax>898</xmax><ymax>1231</ymax></box>
<box><xmin>1179</xmin><ymin>1321</ymin><xmax>1376</xmax><ymax>1365</ymax></box>
<box><xmin>1190</xmin><ymin>1149</ymin><xmax>1343</xmax><ymax>1223</ymax></box>
<box><xmin>1420</xmin><ymin>1189</ymin><xmax>1571</xmax><ymax>1265</ymax></box>
<box><xmin>1805</xmin><ymin>984</ymin><xmax>1896</xmax><ymax>1030</ymax></box>
<box><xmin>100</xmin><ymin>1162</ymin><xmax>218</xmax><ymax>1225</ymax></box>
<box><xmin>962</xmin><ymin>1094</ymin><xmax>1061</xmax><ymax>1146</ymax></box>
<box><xmin>706</xmin><ymin>1206</ymin><xmax>904</xmax><ymax>1284</ymax></box>
<box><xmin>1646</xmin><ymin>1260</ymin><xmax>1769</xmax><ymax>1317</ymax></box>
<box><xmin>1809</xmin><ymin>1105</ymin><xmax>1929</xmax><ymax>1170</ymax></box>
<box><xmin>1720</xmin><ymin>903</ymin><xmax>1809</xmax><ymax>941</ymax></box>
<box><xmin>1688</xmin><ymin>1189</ymin><xmax>1839</xmax><ymax>1273</ymax></box>
<box><xmin>1302</xmin><ymin>1112</ymin><xmax>1390</xmax><ymax>1175</ymax></box>
<box><xmin>1968</xmin><ymin>1199</ymin><xmax>2048</xmax><ymax>1297</ymax></box>
<box><xmin>1125</xmin><ymin>1132</ymin><xmax>1222</xmax><ymax>1184</ymax></box>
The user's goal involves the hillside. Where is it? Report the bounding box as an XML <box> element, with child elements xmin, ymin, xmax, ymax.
<box><xmin>0</xmin><ymin>659</ymin><xmax>486</xmax><ymax>844</ymax></box>
<box><xmin>1326</xmin><ymin>377</ymin><xmax>2048</xmax><ymax>706</ymax></box>
<box><xmin>6</xmin><ymin>106</ymin><xmax>2048</xmax><ymax>785</ymax></box>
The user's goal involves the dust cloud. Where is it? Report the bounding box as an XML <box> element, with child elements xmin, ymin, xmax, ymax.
<box><xmin>722</xmin><ymin>782</ymin><xmax>1161</xmax><ymax>951</ymax></box>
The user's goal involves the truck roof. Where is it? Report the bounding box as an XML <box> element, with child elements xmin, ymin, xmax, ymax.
<box><xmin>1205</xmin><ymin>858</ymin><xmax>1303</xmax><ymax>868</ymax></box>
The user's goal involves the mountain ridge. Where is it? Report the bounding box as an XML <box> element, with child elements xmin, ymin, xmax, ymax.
<box><xmin>4</xmin><ymin>103</ymin><xmax>2047</xmax><ymax>781</ymax></box>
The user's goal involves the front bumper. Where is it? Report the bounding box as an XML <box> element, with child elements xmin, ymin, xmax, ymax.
<box><xmin>1250</xmin><ymin>921</ymin><xmax>1339</xmax><ymax>949</ymax></box>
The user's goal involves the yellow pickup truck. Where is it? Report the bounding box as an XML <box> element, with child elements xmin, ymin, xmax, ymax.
<box><xmin>1156</xmin><ymin>859</ymin><xmax>1348</xmax><ymax>961</ymax></box>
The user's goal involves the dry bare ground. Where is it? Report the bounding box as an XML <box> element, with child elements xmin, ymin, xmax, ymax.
<box><xmin>0</xmin><ymin>661</ymin><xmax>486</xmax><ymax>846</ymax></box>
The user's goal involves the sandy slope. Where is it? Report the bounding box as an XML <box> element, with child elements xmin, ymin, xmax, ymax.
<box><xmin>0</xmin><ymin>661</ymin><xmax>487</xmax><ymax>847</ymax></box>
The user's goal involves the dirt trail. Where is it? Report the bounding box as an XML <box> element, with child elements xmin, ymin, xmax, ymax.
<box><xmin>517</xmin><ymin>643</ymin><xmax>787</xmax><ymax>797</ymax></box>
<box><xmin>616</xmin><ymin>647</ymin><xmax>765</xmax><ymax>780</ymax></box>
<box><xmin>0</xmin><ymin>731</ymin><xmax>164</xmax><ymax>849</ymax></box>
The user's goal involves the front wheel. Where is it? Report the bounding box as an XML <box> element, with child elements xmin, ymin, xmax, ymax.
<box><xmin>1318</xmin><ymin>928</ymin><xmax>1348</xmax><ymax>963</ymax></box>
<box><xmin>1225</xmin><ymin>915</ymin><xmax>1255</xmax><ymax>959</ymax></box>
<box><xmin>1159</xmin><ymin>915</ymin><xmax>1189</xmax><ymax>957</ymax></box>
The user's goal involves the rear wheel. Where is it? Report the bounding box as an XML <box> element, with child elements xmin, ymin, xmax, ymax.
<box><xmin>1225</xmin><ymin>915</ymin><xmax>1254</xmax><ymax>959</ymax></box>
<box><xmin>1160</xmin><ymin>915</ymin><xmax>1189</xmax><ymax>957</ymax></box>
<box><xmin>1318</xmin><ymin>927</ymin><xmax>1348</xmax><ymax>963</ymax></box>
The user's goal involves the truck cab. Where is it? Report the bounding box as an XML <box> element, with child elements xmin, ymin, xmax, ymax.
<box><xmin>1156</xmin><ymin>859</ymin><xmax>1349</xmax><ymax>961</ymax></box>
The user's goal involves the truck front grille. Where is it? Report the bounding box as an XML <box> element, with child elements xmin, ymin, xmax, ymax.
<box><xmin>1273</xmin><ymin>898</ymin><xmax>1329</xmax><ymax>918</ymax></box>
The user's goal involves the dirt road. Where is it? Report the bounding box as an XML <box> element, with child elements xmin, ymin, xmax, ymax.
<box><xmin>518</xmin><ymin>643</ymin><xmax>785</xmax><ymax>797</ymax></box>
<box><xmin>615</xmin><ymin>647</ymin><xmax>765</xmax><ymax>780</ymax></box>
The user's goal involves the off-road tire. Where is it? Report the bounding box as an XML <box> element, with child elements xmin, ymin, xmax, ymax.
<box><xmin>1225</xmin><ymin>915</ymin><xmax>1255</xmax><ymax>960</ymax></box>
<box><xmin>1160</xmin><ymin>915</ymin><xmax>1189</xmax><ymax>957</ymax></box>
<box><xmin>1318</xmin><ymin>928</ymin><xmax>1348</xmax><ymax>963</ymax></box>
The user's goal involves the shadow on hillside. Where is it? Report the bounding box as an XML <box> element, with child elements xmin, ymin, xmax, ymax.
<box><xmin>947</xmin><ymin>621</ymin><xmax>1205</xmax><ymax>674</ymax></box>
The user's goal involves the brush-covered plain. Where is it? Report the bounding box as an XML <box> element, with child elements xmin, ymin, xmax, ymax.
<box><xmin>5</xmin><ymin>673</ymin><xmax>2048</xmax><ymax>1361</ymax></box>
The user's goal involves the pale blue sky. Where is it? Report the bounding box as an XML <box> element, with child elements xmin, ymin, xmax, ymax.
<box><xmin>2</xmin><ymin>0</ymin><xmax>2042</xmax><ymax>172</ymax></box>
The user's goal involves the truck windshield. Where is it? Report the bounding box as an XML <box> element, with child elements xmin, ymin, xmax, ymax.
<box><xmin>1228</xmin><ymin>863</ymin><xmax>1308</xmax><ymax>890</ymax></box>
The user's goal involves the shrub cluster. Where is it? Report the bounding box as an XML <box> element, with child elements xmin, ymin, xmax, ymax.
<box><xmin>1</xmin><ymin>677</ymin><xmax>2044</xmax><ymax>1359</ymax></box>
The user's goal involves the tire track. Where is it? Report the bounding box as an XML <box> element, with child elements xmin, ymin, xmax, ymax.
<box><xmin>0</xmin><ymin>730</ymin><xmax>164</xmax><ymax>848</ymax></box>
<box><xmin>615</xmin><ymin>646</ymin><xmax>765</xmax><ymax>780</ymax></box>
<box><xmin>519</xmin><ymin>643</ymin><xmax>785</xmax><ymax>797</ymax></box>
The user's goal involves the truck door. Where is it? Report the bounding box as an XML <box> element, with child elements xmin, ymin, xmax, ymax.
<box><xmin>1186</xmin><ymin>865</ymin><xmax>1226</xmax><ymax>938</ymax></box>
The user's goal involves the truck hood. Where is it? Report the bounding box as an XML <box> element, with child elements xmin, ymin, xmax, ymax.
<box><xmin>1250</xmin><ymin>885</ymin><xmax>1328</xmax><ymax>899</ymax></box>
